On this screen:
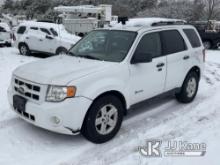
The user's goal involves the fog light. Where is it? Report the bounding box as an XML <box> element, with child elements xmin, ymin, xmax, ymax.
<box><xmin>51</xmin><ymin>116</ymin><xmax>61</xmax><ymax>125</ymax></box>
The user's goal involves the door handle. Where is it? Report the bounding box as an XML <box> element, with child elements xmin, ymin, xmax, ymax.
<box><xmin>26</xmin><ymin>37</ymin><xmax>29</xmax><ymax>39</ymax></box>
<box><xmin>183</xmin><ymin>55</ymin><xmax>190</xmax><ymax>60</ymax></box>
<box><xmin>39</xmin><ymin>39</ymin><xmax>43</xmax><ymax>41</ymax></box>
<box><xmin>156</xmin><ymin>63</ymin><xmax>165</xmax><ymax>68</ymax></box>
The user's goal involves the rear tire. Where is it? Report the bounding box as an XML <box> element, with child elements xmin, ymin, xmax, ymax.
<box><xmin>81</xmin><ymin>95</ymin><xmax>124</xmax><ymax>144</ymax></box>
<box><xmin>19</xmin><ymin>44</ymin><xmax>30</xmax><ymax>56</ymax></box>
<box><xmin>175</xmin><ymin>71</ymin><xmax>199</xmax><ymax>103</ymax></box>
<box><xmin>203</xmin><ymin>41</ymin><xmax>212</xmax><ymax>49</ymax></box>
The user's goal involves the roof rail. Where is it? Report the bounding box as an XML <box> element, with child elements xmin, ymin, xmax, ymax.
<box><xmin>151</xmin><ymin>21</ymin><xmax>186</xmax><ymax>27</ymax></box>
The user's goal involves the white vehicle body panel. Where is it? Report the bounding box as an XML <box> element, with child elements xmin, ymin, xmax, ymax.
<box><xmin>8</xmin><ymin>23</ymin><xmax>205</xmax><ymax>135</ymax></box>
<box><xmin>0</xmin><ymin>23</ymin><xmax>11</xmax><ymax>45</ymax></box>
<box><xmin>15</xmin><ymin>21</ymin><xmax>80</xmax><ymax>54</ymax></box>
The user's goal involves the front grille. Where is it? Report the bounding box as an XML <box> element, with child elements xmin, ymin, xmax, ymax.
<box><xmin>15</xmin><ymin>108</ymin><xmax>35</xmax><ymax>121</ymax></box>
<box><xmin>14</xmin><ymin>78</ymin><xmax>41</xmax><ymax>101</ymax></box>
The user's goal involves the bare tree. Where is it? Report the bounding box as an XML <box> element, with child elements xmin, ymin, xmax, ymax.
<box><xmin>204</xmin><ymin>0</ymin><xmax>220</xmax><ymax>20</ymax></box>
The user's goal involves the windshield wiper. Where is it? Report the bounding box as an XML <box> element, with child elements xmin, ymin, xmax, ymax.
<box><xmin>67</xmin><ymin>52</ymin><xmax>76</xmax><ymax>56</ymax></box>
<box><xmin>67</xmin><ymin>53</ymin><xmax>101</xmax><ymax>61</ymax></box>
<box><xmin>78</xmin><ymin>55</ymin><xmax>101</xmax><ymax>61</ymax></box>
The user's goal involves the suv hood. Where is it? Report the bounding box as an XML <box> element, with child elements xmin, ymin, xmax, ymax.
<box><xmin>13</xmin><ymin>55</ymin><xmax>115</xmax><ymax>85</ymax></box>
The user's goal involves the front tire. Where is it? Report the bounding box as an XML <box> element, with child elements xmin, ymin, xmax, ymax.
<box><xmin>175</xmin><ymin>71</ymin><xmax>199</xmax><ymax>103</ymax></box>
<box><xmin>19</xmin><ymin>44</ymin><xmax>30</xmax><ymax>56</ymax></box>
<box><xmin>81</xmin><ymin>95</ymin><xmax>124</xmax><ymax>144</ymax></box>
<box><xmin>56</xmin><ymin>47</ymin><xmax>67</xmax><ymax>55</ymax></box>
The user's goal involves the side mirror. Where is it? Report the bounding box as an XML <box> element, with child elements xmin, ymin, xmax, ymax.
<box><xmin>46</xmin><ymin>35</ymin><xmax>54</xmax><ymax>40</ymax></box>
<box><xmin>131</xmin><ymin>52</ymin><xmax>152</xmax><ymax>64</ymax></box>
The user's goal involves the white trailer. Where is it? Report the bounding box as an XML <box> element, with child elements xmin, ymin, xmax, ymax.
<box><xmin>54</xmin><ymin>4</ymin><xmax>116</xmax><ymax>36</ymax></box>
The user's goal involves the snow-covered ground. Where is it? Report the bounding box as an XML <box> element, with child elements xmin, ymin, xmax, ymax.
<box><xmin>0</xmin><ymin>48</ymin><xmax>220</xmax><ymax>165</ymax></box>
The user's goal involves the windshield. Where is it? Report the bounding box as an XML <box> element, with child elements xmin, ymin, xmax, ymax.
<box><xmin>68</xmin><ymin>30</ymin><xmax>137</xmax><ymax>62</ymax></box>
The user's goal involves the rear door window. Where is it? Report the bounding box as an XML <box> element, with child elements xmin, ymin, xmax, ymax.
<box><xmin>30</xmin><ymin>27</ymin><xmax>38</xmax><ymax>30</ymax></box>
<box><xmin>40</xmin><ymin>28</ymin><xmax>51</xmax><ymax>35</ymax></box>
<box><xmin>160</xmin><ymin>30</ymin><xmax>186</xmax><ymax>55</ymax></box>
<box><xmin>183</xmin><ymin>29</ymin><xmax>201</xmax><ymax>48</ymax></box>
<box><xmin>17</xmin><ymin>26</ymin><xmax>26</xmax><ymax>34</ymax></box>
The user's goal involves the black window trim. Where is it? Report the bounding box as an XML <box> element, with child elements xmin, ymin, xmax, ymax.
<box><xmin>30</xmin><ymin>27</ymin><xmax>39</xmax><ymax>30</ymax></box>
<box><xmin>183</xmin><ymin>28</ymin><xmax>202</xmax><ymax>48</ymax></box>
<box><xmin>17</xmin><ymin>26</ymin><xmax>27</xmax><ymax>34</ymax></box>
<box><xmin>40</xmin><ymin>28</ymin><xmax>51</xmax><ymax>35</ymax></box>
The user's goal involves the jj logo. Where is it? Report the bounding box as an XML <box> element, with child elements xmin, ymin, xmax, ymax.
<box><xmin>139</xmin><ymin>140</ymin><xmax>162</xmax><ymax>157</ymax></box>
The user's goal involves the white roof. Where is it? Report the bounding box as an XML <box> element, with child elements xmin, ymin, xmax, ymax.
<box><xmin>19</xmin><ymin>21</ymin><xmax>61</xmax><ymax>29</ymax></box>
<box><xmin>110</xmin><ymin>17</ymin><xmax>186</xmax><ymax>29</ymax></box>
<box><xmin>0</xmin><ymin>22</ymin><xmax>10</xmax><ymax>31</ymax></box>
<box><xmin>54</xmin><ymin>5</ymin><xmax>103</xmax><ymax>14</ymax></box>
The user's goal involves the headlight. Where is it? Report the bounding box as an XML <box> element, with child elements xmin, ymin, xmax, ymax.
<box><xmin>46</xmin><ymin>86</ymin><xmax>76</xmax><ymax>102</ymax></box>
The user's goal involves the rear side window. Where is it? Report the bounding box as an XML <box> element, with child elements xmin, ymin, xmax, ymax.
<box><xmin>160</xmin><ymin>30</ymin><xmax>186</xmax><ymax>55</ymax></box>
<box><xmin>17</xmin><ymin>26</ymin><xmax>26</xmax><ymax>34</ymax></box>
<box><xmin>30</xmin><ymin>27</ymin><xmax>38</xmax><ymax>30</ymax></box>
<box><xmin>135</xmin><ymin>32</ymin><xmax>162</xmax><ymax>58</ymax></box>
<box><xmin>183</xmin><ymin>29</ymin><xmax>201</xmax><ymax>48</ymax></box>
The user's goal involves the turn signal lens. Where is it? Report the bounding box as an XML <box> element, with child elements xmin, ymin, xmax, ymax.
<box><xmin>67</xmin><ymin>86</ymin><xmax>76</xmax><ymax>97</ymax></box>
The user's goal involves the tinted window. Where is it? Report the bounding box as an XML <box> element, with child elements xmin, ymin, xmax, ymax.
<box><xmin>68</xmin><ymin>30</ymin><xmax>137</xmax><ymax>62</ymax></box>
<box><xmin>0</xmin><ymin>26</ymin><xmax>6</xmax><ymax>32</ymax></box>
<box><xmin>50</xmin><ymin>28</ymin><xmax>58</xmax><ymax>36</ymax></box>
<box><xmin>17</xmin><ymin>26</ymin><xmax>26</xmax><ymax>34</ymax></box>
<box><xmin>40</xmin><ymin>28</ymin><xmax>51</xmax><ymax>35</ymax></box>
<box><xmin>183</xmin><ymin>29</ymin><xmax>201</xmax><ymax>48</ymax></box>
<box><xmin>30</xmin><ymin>27</ymin><xmax>38</xmax><ymax>30</ymax></box>
<box><xmin>160</xmin><ymin>30</ymin><xmax>186</xmax><ymax>55</ymax></box>
<box><xmin>135</xmin><ymin>32</ymin><xmax>162</xmax><ymax>58</ymax></box>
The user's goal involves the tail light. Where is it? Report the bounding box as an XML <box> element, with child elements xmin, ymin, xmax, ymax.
<box><xmin>202</xmin><ymin>49</ymin><xmax>206</xmax><ymax>62</ymax></box>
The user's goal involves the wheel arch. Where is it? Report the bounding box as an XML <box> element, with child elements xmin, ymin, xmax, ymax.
<box><xmin>90</xmin><ymin>90</ymin><xmax>127</xmax><ymax>115</ymax></box>
<box><xmin>18</xmin><ymin>42</ymin><xmax>28</xmax><ymax>49</ymax></box>
<box><xmin>187</xmin><ymin>66</ymin><xmax>201</xmax><ymax>80</ymax></box>
<box><xmin>81</xmin><ymin>90</ymin><xmax>127</xmax><ymax>132</ymax></box>
<box><xmin>56</xmin><ymin>46</ymin><xmax>67</xmax><ymax>54</ymax></box>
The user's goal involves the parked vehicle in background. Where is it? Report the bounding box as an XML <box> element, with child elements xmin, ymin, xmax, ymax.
<box><xmin>0</xmin><ymin>22</ymin><xmax>12</xmax><ymax>47</ymax></box>
<box><xmin>14</xmin><ymin>21</ymin><xmax>81</xmax><ymax>55</ymax></box>
<box><xmin>55</xmin><ymin>4</ymin><xmax>118</xmax><ymax>37</ymax></box>
<box><xmin>8</xmin><ymin>18</ymin><xmax>205</xmax><ymax>143</ymax></box>
<box><xmin>190</xmin><ymin>20</ymin><xmax>220</xmax><ymax>49</ymax></box>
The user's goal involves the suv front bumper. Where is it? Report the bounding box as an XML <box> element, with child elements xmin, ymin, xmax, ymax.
<box><xmin>7</xmin><ymin>86</ymin><xmax>92</xmax><ymax>135</ymax></box>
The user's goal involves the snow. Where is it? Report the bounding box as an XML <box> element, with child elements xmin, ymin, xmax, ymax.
<box><xmin>0</xmin><ymin>47</ymin><xmax>220</xmax><ymax>165</ymax></box>
<box><xmin>0</xmin><ymin>22</ymin><xmax>11</xmax><ymax>31</ymax></box>
<box><xmin>110</xmin><ymin>17</ymin><xmax>185</xmax><ymax>28</ymax></box>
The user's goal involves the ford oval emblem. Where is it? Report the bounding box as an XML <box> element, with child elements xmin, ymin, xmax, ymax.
<box><xmin>17</xmin><ymin>86</ymin><xmax>25</xmax><ymax>95</ymax></box>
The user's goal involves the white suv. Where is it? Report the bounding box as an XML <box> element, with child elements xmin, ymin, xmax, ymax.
<box><xmin>0</xmin><ymin>22</ymin><xmax>12</xmax><ymax>47</ymax></box>
<box><xmin>8</xmin><ymin>22</ymin><xmax>205</xmax><ymax>143</ymax></box>
<box><xmin>14</xmin><ymin>21</ymin><xmax>80</xmax><ymax>55</ymax></box>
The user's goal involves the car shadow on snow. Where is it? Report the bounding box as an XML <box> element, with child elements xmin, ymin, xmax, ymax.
<box><xmin>29</xmin><ymin>52</ymin><xmax>52</xmax><ymax>58</ymax></box>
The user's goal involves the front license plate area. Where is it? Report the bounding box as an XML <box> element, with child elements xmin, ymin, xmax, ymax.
<box><xmin>13</xmin><ymin>95</ymin><xmax>27</xmax><ymax>112</ymax></box>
